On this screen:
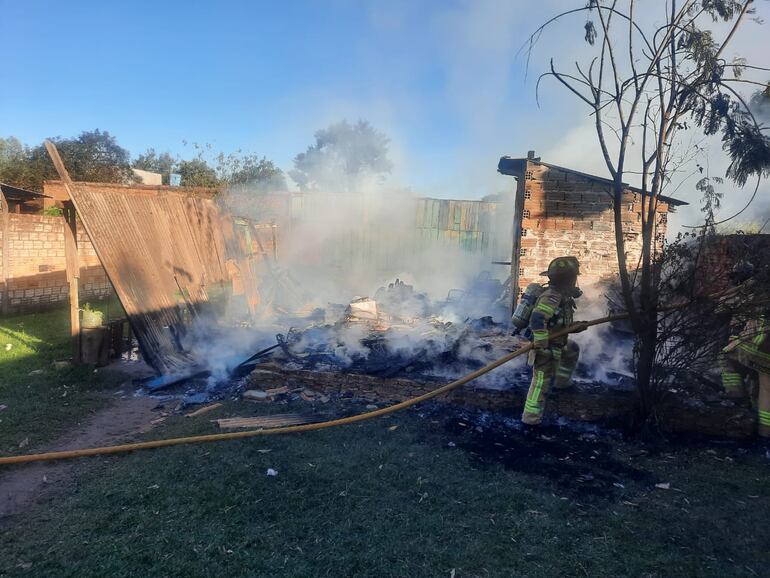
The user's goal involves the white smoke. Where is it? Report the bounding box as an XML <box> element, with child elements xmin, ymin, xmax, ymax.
<box><xmin>181</xmin><ymin>318</ymin><xmax>279</xmax><ymax>382</ymax></box>
<box><xmin>221</xmin><ymin>156</ymin><xmax>513</xmax><ymax>316</ymax></box>
<box><xmin>569</xmin><ymin>281</ymin><xmax>634</xmax><ymax>384</ymax></box>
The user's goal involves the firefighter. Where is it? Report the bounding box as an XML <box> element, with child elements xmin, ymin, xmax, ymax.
<box><xmin>719</xmin><ymin>262</ymin><xmax>770</xmax><ymax>438</ymax></box>
<box><xmin>521</xmin><ymin>256</ymin><xmax>584</xmax><ymax>426</ymax></box>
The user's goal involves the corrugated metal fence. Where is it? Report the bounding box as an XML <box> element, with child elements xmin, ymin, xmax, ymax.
<box><xmin>60</xmin><ymin>182</ymin><xmax>252</xmax><ymax>374</ymax></box>
<box><xmin>270</xmin><ymin>193</ymin><xmax>507</xmax><ymax>272</ymax></box>
<box><xmin>413</xmin><ymin>197</ymin><xmax>500</xmax><ymax>253</ymax></box>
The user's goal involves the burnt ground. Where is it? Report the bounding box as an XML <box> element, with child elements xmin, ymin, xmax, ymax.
<box><xmin>138</xmin><ymin>360</ymin><xmax>761</xmax><ymax>506</ymax></box>
<box><xmin>413</xmin><ymin>403</ymin><xmax>649</xmax><ymax>499</ymax></box>
<box><xmin>410</xmin><ymin>401</ymin><xmax>764</xmax><ymax>502</ymax></box>
<box><xmin>2</xmin><ymin>392</ymin><xmax>769</xmax><ymax>576</ymax></box>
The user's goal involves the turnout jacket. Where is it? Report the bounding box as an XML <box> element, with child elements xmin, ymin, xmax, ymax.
<box><xmin>529</xmin><ymin>287</ymin><xmax>575</xmax><ymax>349</ymax></box>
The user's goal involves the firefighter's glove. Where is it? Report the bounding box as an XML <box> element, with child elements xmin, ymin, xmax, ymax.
<box><xmin>527</xmin><ymin>350</ymin><xmax>537</xmax><ymax>366</ymax></box>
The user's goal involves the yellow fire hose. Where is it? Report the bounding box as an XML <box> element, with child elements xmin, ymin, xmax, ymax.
<box><xmin>0</xmin><ymin>315</ymin><xmax>630</xmax><ymax>466</ymax></box>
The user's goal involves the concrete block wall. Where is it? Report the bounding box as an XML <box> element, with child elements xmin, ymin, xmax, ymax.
<box><xmin>516</xmin><ymin>162</ymin><xmax>670</xmax><ymax>293</ymax></box>
<box><xmin>0</xmin><ymin>213</ymin><xmax>114</xmax><ymax>314</ymax></box>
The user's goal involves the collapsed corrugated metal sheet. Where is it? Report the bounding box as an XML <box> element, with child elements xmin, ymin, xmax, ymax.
<box><xmin>55</xmin><ymin>181</ymin><xmax>253</xmax><ymax>375</ymax></box>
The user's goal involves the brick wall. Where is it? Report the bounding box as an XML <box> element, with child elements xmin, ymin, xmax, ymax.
<box><xmin>694</xmin><ymin>234</ymin><xmax>770</xmax><ymax>295</ymax></box>
<box><xmin>0</xmin><ymin>213</ymin><xmax>114</xmax><ymax>314</ymax></box>
<box><xmin>514</xmin><ymin>161</ymin><xmax>670</xmax><ymax>294</ymax></box>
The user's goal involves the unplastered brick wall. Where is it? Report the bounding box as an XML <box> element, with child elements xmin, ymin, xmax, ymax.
<box><xmin>0</xmin><ymin>213</ymin><xmax>113</xmax><ymax>314</ymax></box>
<box><xmin>694</xmin><ymin>234</ymin><xmax>770</xmax><ymax>296</ymax></box>
<box><xmin>516</xmin><ymin>162</ymin><xmax>670</xmax><ymax>294</ymax></box>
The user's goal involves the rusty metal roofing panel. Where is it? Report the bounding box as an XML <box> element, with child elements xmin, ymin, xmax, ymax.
<box><xmin>62</xmin><ymin>182</ymin><xmax>248</xmax><ymax>375</ymax></box>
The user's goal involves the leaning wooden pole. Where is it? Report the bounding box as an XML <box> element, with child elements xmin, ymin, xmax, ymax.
<box><xmin>44</xmin><ymin>142</ymin><xmax>81</xmax><ymax>363</ymax></box>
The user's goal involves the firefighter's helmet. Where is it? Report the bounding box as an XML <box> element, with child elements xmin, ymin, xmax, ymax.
<box><xmin>540</xmin><ymin>256</ymin><xmax>580</xmax><ymax>278</ymax></box>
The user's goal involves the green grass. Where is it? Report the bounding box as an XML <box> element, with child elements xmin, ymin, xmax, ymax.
<box><xmin>0</xmin><ymin>308</ymin><xmax>119</xmax><ymax>454</ymax></box>
<box><xmin>1</xmin><ymin>399</ymin><xmax>768</xmax><ymax>577</ymax></box>
<box><xmin>1</xmin><ymin>307</ymin><xmax>768</xmax><ymax>576</ymax></box>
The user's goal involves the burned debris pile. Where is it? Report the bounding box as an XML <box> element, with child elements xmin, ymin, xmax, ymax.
<box><xmin>268</xmin><ymin>276</ymin><xmax>528</xmax><ymax>387</ymax></box>
<box><xmin>257</xmin><ymin>274</ymin><xmax>639</xmax><ymax>394</ymax></box>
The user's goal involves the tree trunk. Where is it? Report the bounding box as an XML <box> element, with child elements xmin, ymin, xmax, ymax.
<box><xmin>634</xmin><ymin>313</ymin><xmax>659</xmax><ymax>426</ymax></box>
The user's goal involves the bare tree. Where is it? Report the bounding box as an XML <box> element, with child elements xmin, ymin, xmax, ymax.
<box><xmin>530</xmin><ymin>1</ymin><xmax>770</xmax><ymax>423</ymax></box>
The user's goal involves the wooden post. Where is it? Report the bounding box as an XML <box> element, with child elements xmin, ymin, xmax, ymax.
<box><xmin>509</xmin><ymin>162</ymin><xmax>527</xmax><ymax>314</ymax></box>
<box><xmin>63</xmin><ymin>202</ymin><xmax>81</xmax><ymax>363</ymax></box>
<box><xmin>1</xmin><ymin>191</ymin><xmax>10</xmax><ymax>316</ymax></box>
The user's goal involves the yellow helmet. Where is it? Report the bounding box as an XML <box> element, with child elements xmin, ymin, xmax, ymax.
<box><xmin>540</xmin><ymin>256</ymin><xmax>580</xmax><ymax>278</ymax></box>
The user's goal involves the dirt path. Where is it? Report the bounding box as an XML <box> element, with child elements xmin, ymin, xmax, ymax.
<box><xmin>0</xmin><ymin>394</ymin><xmax>161</xmax><ymax>519</ymax></box>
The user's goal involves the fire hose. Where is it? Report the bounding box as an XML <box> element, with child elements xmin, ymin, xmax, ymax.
<box><xmin>0</xmin><ymin>313</ymin><xmax>632</xmax><ymax>466</ymax></box>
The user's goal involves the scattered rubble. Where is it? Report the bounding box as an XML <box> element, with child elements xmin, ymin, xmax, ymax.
<box><xmin>300</xmin><ymin>389</ymin><xmax>329</xmax><ymax>403</ymax></box>
<box><xmin>182</xmin><ymin>393</ymin><xmax>209</xmax><ymax>406</ymax></box>
<box><xmin>242</xmin><ymin>386</ymin><xmax>292</xmax><ymax>402</ymax></box>
<box><xmin>121</xmin><ymin>274</ymin><xmax>757</xmax><ymax>440</ymax></box>
<box><xmin>243</xmin><ymin>390</ymin><xmax>270</xmax><ymax>402</ymax></box>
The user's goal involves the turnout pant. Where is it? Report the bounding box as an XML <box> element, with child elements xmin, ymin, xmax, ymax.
<box><xmin>522</xmin><ymin>340</ymin><xmax>580</xmax><ymax>425</ymax></box>
<box><xmin>720</xmin><ymin>347</ymin><xmax>770</xmax><ymax>438</ymax></box>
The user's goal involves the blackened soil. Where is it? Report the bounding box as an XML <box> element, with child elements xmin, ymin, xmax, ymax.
<box><xmin>416</xmin><ymin>403</ymin><xmax>654</xmax><ymax>500</ymax></box>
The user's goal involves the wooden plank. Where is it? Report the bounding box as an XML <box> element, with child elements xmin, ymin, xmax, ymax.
<box><xmin>469</xmin><ymin>202</ymin><xmax>479</xmax><ymax>232</ymax></box>
<box><xmin>430</xmin><ymin>200</ymin><xmax>439</xmax><ymax>229</ymax></box>
<box><xmin>510</xmin><ymin>162</ymin><xmax>528</xmax><ymax>310</ymax></box>
<box><xmin>454</xmin><ymin>203</ymin><xmax>460</xmax><ymax>231</ymax></box>
<box><xmin>185</xmin><ymin>403</ymin><xmax>223</xmax><ymax>418</ymax></box>
<box><xmin>415</xmin><ymin>198</ymin><xmax>424</xmax><ymax>228</ymax></box>
<box><xmin>215</xmin><ymin>414</ymin><xmax>317</xmax><ymax>429</ymax></box>
<box><xmin>438</xmin><ymin>200</ymin><xmax>449</xmax><ymax>230</ymax></box>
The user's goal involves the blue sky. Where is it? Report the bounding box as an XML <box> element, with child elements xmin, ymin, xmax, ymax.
<box><xmin>0</xmin><ymin>0</ymin><xmax>557</xmax><ymax>197</ymax></box>
<box><xmin>2</xmin><ymin>0</ymin><xmax>768</xmax><ymax>222</ymax></box>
